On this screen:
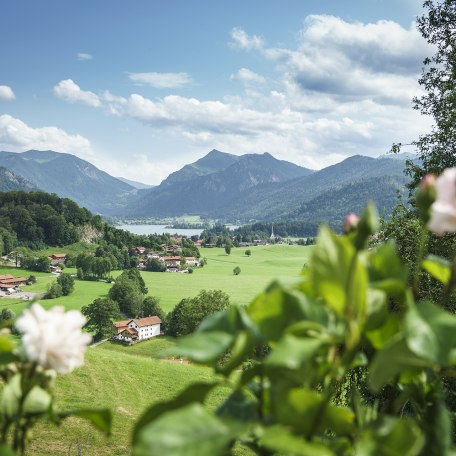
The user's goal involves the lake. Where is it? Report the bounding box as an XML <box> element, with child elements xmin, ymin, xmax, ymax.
<box><xmin>117</xmin><ymin>224</ymin><xmax>204</xmax><ymax>237</ymax></box>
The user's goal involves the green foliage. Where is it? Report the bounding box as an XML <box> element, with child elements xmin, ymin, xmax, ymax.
<box><xmin>142</xmin><ymin>296</ymin><xmax>166</xmax><ymax>330</ymax></box>
<box><xmin>224</xmin><ymin>245</ymin><xmax>231</xmax><ymax>255</ymax></box>
<box><xmin>20</xmin><ymin>256</ymin><xmax>50</xmax><ymax>273</ymax></box>
<box><xmin>245</xmin><ymin>249</ymin><xmax>251</xmax><ymax>257</ymax></box>
<box><xmin>132</xmin><ymin>203</ymin><xmax>456</xmax><ymax>455</ymax></box>
<box><xmin>145</xmin><ymin>258</ymin><xmax>166</xmax><ymax>272</ymax></box>
<box><xmin>82</xmin><ymin>298</ymin><xmax>120</xmax><ymax>341</ymax></box>
<box><xmin>233</xmin><ymin>266</ymin><xmax>241</xmax><ymax>275</ymax></box>
<box><xmin>393</xmin><ymin>1</ymin><xmax>456</xmax><ymax>190</ymax></box>
<box><xmin>108</xmin><ymin>269</ymin><xmax>148</xmax><ymax>317</ymax></box>
<box><xmin>45</xmin><ymin>282</ymin><xmax>63</xmax><ymax>299</ymax></box>
<box><xmin>56</xmin><ymin>272</ymin><xmax>74</xmax><ymax>296</ymax></box>
<box><xmin>166</xmin><ymin>290</ymin><xmax>230</xmax><ymax>337</ymax></box>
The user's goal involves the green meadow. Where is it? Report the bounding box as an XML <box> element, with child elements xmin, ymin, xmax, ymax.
<box><xmin>0</xmin><ymin>245</ymin><xmax>311</xmax><ymax>454</ymax></box>
<box><xmin>0</xmin><ymin>244</ymin><xmax>312</xmax><ymax>314</ymax></box>
<box><xmin>142</xmin><ymin>244</ymin><xmax>313</xmax><ymax>311</ymax></box>
<box><xmin>28</xmin><ymin>338</ymin><xmax>231</xmax><ymax>456</ymax></box>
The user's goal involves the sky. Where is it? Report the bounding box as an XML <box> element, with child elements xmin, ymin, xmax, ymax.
<box><xmin>0</xmin><ymin>0</ymin><xmax>431</xmax><ymax>184</ymax></box>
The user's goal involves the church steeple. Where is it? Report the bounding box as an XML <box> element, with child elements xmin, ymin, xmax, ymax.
<box><xmin>270</xmin><ymin>224</ymin><xmax>275</xmax><ymax>240</ymax></box>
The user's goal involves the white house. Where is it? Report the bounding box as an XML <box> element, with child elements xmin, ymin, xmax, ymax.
<box><xmin>113</xmin><ymin>316</ymin><xmax>162</xmax><ymax>343</ymax></box>
<box><xmin>185</xmin><ymin>257</ymin><xmax>199</xmax><ymax>267</ymax></box>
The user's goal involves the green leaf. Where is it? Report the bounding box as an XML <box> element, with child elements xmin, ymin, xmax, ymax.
<box><xmin>198</xmin><ymin>305</ymin><xmax>259</xmax><ymax>340</ymax></box>
<box><xmin>167</xmin><ymin>331</ymin><xmax>233</xmax><ymax>364</ymax></box>
<box><xmin>369</xmin><ymin>241</ymin><xmax>409</xmax><ymax>294</ymax></box>
<box><xmin>217</xmin><ymin>330</ymin><xmax>255</xmax><ymax>375</ymax></box>
<box><xmin>366</xmin><ymin>314</ymin><xmax>401</xmax><ymax>350</ymax></box>
<box><xmin>247</xmin><ymin>284</ymin><xmax>320</xmax><ymax>342</ymax></box>
<box><xmin>265</xmin><ymin>335</ymin><xmax>324</xmax><ymax>371</ymax></box>
<box><xmin>356</xmin><ymin>417</ymin><xmax>424</xmax><ymax>456</ymax></box>
<box><xmin>365</xmin><ymin>289</ymin><xmax>388</xmax><ymax>330</ymax></box>
<box><xmin>272</xmin><ymin>388</ymin><xmax>354</xmax><ymax>436</ymax></box>
<box><xmin>422</xmin><ymin>255</ymin><xmax>452</xmax><ymax>285</ymax></box>
<box><xmin>353</xmin><ymin>202</ymin><xmax>379</xmax><ymax>250</ymax></box>
<box><xmin>311</xmin><ymin>226</ymin><xmax>354</xmax><ymax>317</ymax></box>
<box><xmin>420</xmin><ymin>389</ymin><xmax>451</xmax><ymax>456</ymax></box>
<box><xmin>132</xmin><ymin>382</ymin><xmax>218</xmax><ymax>445</ymax></box>
<box><xmin>258</xmin><ymin>425</ymin><xmax>334</xmax><ymax>456</ymax></box>
<box><xmin>0</xmin><ymin>444</ymin><xmax>17</xmax><ymax>456</ymax></box>
<box><xmin>58</xmin><ymin>409</ymin><xmax>112</xmax><ymax>436</ymax></box>
<box><xmin>0</xmin><ymin>374</ymin><xmax>21</xmax><ymax>419</ymax></box>
<box><xmin>369</xmin><ymin>337</ymin><xmax>431</xmax><ymax>392</ymax></box>
<box><xmin>0</xmin><ymin>335</ymin><xmax>18</xmax><ymax>365</ymax></box>
<box><xmin>133</xmin><ymin>403</ymin><xmax>232</xmax><ymax>456</ymax></box>
<box><xmin>405</xmin><ymin>300</ymin><xmax>456</xmax><ymax>364</ymax></box>
<box><xmin>216</xmin><ymin>389</ymin><xmax>258</xmax><ymax>425</ymax></box>
<box><xmin>23</xmin><ymin>386</ymin><xmax>51</xmax><ymax>415</ymax></box>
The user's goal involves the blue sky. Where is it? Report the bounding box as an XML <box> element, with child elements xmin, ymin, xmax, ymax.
<box><xmin>0</xmin><ymin>0</ymin><xmax>430</xmax><ymax>184</ymax></box>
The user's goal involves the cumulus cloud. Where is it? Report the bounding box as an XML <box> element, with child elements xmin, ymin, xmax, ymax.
<box><xmin>0</xmin><ymin>85</ymin><xmax>15</xmax><ymax>101</ymax></box>
<box><xmin>231</xmin><ymin>68</ymin><xmax>266</xmax><ymax>84</ymax></box>
<box><xmin>53</xmin><ymin>79</ymin><xmax>101</xmax><ymax>107</ymax></box>
<box><xmin>0</xmin><ymin>114</ymin><xmax>92</xmax><ymax>156</ymax></box>
<box><xmin>77</xmin><ymin>52</ymin><xmax>93</xmax><ymax>61</ymax></box>
<box><xmin>129</xmin><ymin>72</ymin><xmax>193</xmax><ymax>89</ymax></box>
<box><xmin>263</xmin><ymin>15</ymin><xmax>431</xmax><ymax>106</ymax></box>
<box><xmin>53</xmin><ymin>15</ymin><xmax>433</xmax><ymax>170</ymax></box>
<box><xmin>230</xmin><ymin>27</ymin><xmax>264</xmax><ymax>50</ymax></box>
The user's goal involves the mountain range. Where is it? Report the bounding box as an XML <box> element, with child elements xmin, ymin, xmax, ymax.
<box><xmin>0</xmin><ymin>149</ymin><xmax>411</xmax><ymax>224</ymax></box>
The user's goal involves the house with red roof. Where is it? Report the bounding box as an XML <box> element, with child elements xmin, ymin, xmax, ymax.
<box><xmin>113</xmin><ymin>316</ymin><xmax>162</xmax><ymax>343</ymax></box>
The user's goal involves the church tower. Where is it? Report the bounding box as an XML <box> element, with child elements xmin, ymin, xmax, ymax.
<box><xmin>270</xmin><ymin>224</ymin><xmax>275</xmax><ymax>240</ymax></box>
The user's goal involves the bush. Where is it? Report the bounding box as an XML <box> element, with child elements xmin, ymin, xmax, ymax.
<box><xmin>233</xmin><ymin>266</ymin><xmax>241</xmax><ymax>275</ymax></box>
<box><xmin>45</xmin><ymin>282</ymin><xmax>63</xmax><ymax>299</ymax></box>
<box><xmin>245</xmin><ymin>249</ymin><xmax>251</xmax><ymax>256</ymax></box>
<box><xmin>56</xmin><ymin>272</ymin><xmax>74</xmax><ymax>296</ymax></box>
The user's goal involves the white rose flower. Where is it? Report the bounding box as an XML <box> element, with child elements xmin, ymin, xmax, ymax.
<box><xmin>16</xmin><ymin>303</ymin><xmax>91</xmax><ymax>374</ymax></box>
<box><xmin>428</xmin><ymin>168</ymin><xmax>456</xmax><ymax>235</ymax></box>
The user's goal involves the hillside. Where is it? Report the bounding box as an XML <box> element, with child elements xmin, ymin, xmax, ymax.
<box><xmin>215</xmin><ymin>155</ymin><xmax>408</xmax><ymax>221</ymax></box>
<box><xmin>124</xmin><ymin>151</ymin><xmax>313</xmax><ymax>217</ymax></box>
<box><xmin>0</xmin><ymin>150</ymin><xmax>136</xmax><ymax>213</ymax></box>
<box><xmin>0</xmin><ymin>166</ymin><xmax>37</xmax><ymax>192</ymax></box>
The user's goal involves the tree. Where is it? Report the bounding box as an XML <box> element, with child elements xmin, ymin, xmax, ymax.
<box><xmin>45</xmin><ymin>282</ymin><xmax>63</xmax><ymax>299</ymax></box>
<box><xmin>394</xmin><ymin>1</ymin><xmax>456</xmax><ymax>189</ymax></box>
<box><xmin>142</xmin><ymin>296</ymin><xmax>166</xmax><ymax>330</ymax></box>
<box><xmin>245</xmin><ymin>249</ymin><xmax>251</xmax><ymax>257</ymax></box>
<box><xmin>225</xmin><ymin>245</ymin><xmax>231</xmax><ymax>255</ymax></box>
<box><xmin>167</xmin><ymin>290</ymin><xmax>230</xmax><ymax>337</ymax></box>
<box><xmin>108</xmin><ymin>269</ymin><xmax>147</xmax><ymax>317</ymax></box>
<box><xmin>56</xmin><ymin>272</ymin><xmax>74</xmax><ymax>296</ymax></box>
<box><xmin>81</xmin><ymin>298</ymin><xmax>120</xmax><ymax>341</ymax></box>
<box><xmin>145</xmin><ymin>258</ymin><xmax>166</xmax><ymax>272</ymax></box>
<box><xmin>233</xmin><ymin>266</ymin><xmax>241</xmax><ymax>275</ymax></box>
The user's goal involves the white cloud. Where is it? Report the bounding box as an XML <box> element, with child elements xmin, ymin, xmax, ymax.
<box><xmin>0</xmin><ymin>85</ymin><xmax>15</xmax><ymax>101</ymax></box>
<box><xmin>230</xmin><ymin>27</ymin><xmax>264</xmax><ymax>50</ymax></box>
<box><xmin>129</xmin><ymin>72</ymin><xmax>193</xmax><ymax>89</ymax></box>
<box><xmin>231</xmin><ymin>68</ymin><xmax>266</xmax><ymax>84</ymax></box>
<box><xmin>77</xmin><ymin>53</ymin><xmax>93</xmax><ymax>61</ymax></box>
<box><xmin>53</xmin><ymin>15</ymin><xmax>433</xmax><ymax>171</ymax></box>
<box><xmin>0</xmin><ymin>114</ymin><xmax>92</xmax><ymax>157</ymax></box>
<box><xmin>53</xmin><ymin>79</ymin><xmax>101</xmax><ymax>107</ymax></box>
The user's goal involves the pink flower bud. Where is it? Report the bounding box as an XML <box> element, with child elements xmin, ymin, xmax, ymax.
<box><xmin>344</xmin><ymin>213</ymin><xmax>360</xmax><ymax>233</ymax></box>
<box><xmin>420</xmin><ymin>174</ymin><xmax>436</xmax><ymax>190</ymax></box>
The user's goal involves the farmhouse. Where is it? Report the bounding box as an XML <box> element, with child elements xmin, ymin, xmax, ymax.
<box><xmin>0</xmin><ymin>274</ymin><xmax>28</xmax><ymax>292</ymax></box>
<box><xmin>184</xmin><ymin>257</ymin><xmax>199</xmax><ymax>267</ymax></box>
<box><xmin>163</xmin><ymin>256</ymin><xmax>181</xmax><ymax>267</ymax></box>
<box><xmin>49</xmin><ymin>253</ymin><xmax>66</xmax><ymax>265</ymax></box>
<box><xmin>113</xmin><ymin>316</ymin><xmax>162</xmax><ymax>343</ymax></box>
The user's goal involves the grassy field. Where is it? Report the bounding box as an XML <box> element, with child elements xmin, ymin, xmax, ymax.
<box><xmin>2</xmin><ymin>245</ymin><xmax>312</xmax><ymax>454</ymax></box>
<box><xmin>0</xmin><ymin>244</ymin><xmax>312</xmax><ymax>315</ymax></box>
<box><xmin>142</xmin><ymin>244</ymin><xmax>313</xmax><ymax>311</ymax></box>
<box><xmin>27</xmin><ymin>337</ymin><xmax>239</xmax><ymax>456</ymax></box>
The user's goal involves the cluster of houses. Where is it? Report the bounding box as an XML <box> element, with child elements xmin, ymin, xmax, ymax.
<box><xmin>130</xmin><ymin>245</ymin><xmax>201</xmax><ymax>273</ymax></box>
<box><xmin>112</xmin><ymin>316</ymin><xmax>162</xmax><ymax>344</ymax></box>
<box><xmin>0</xmin><ymin>274</ymin><xmax>28</xmax><ymax>294</ymax></box>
